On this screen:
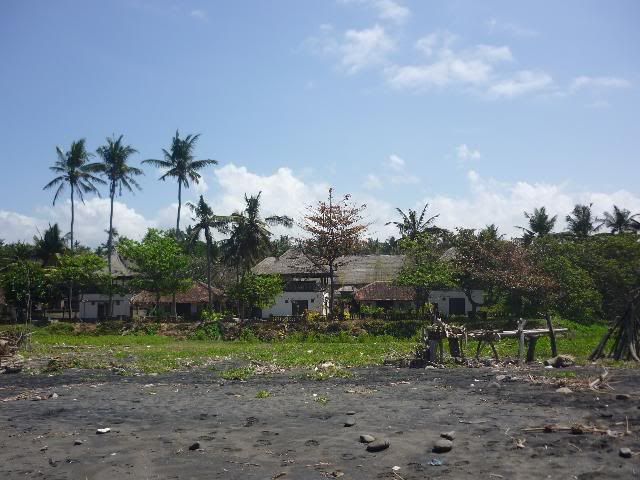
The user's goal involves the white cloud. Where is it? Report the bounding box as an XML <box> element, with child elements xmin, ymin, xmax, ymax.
<box><xmin>487</xmin><ymin>70</ymin><xmax>553</xmax><ymax>98</ymax></box>
<box><xmin>340</xmin><ymin>25</ymin><xmax>395</xmax><ymax>74</ymax></box>
<box><xmin>487</xmin><ymin>18</ymin><xmax>539</xmax><ymax>38</ymax></box>
<box><xmin>386</xmin><ymin>153</ymin><xmax>405</xmax><ymax>171</ymax></box>
<box><xmin>190</xmin><ymin>9</ymin><xmax>208</xmax><ymax>22</ymax></box>
<box><xmin>341</xmin><ymin>0</ymin><xmax>410</xmax><ymax>24</ymax></box>
<box><xmin>386</xmin><ymin>33</ymin><xmax>513</xmax><ymax>92</ymax></box>
<box><xmin>570</xmin><ymin>76</ymin><xmax>631</xmax><ymax>92</ymax></box>
<box><xmin>306</xmin><ymin>24</ymin><xmax>395</xmax><ymax>74</ymax></box>
<box><xmin>456</xmin><ymin>144</ymin><xmax>481</xmax><ymax>161</ymax></box>
<box><xmin>364</xmin><ymin>173</ymin><xmax>382</xmax><ymax>189</ymax></box>
<box><xmin>422</xmin><ymin>170</ymin><xmax>640</xmax><ymax>237</ymax></box>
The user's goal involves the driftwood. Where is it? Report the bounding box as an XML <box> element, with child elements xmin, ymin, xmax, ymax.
<box><xmin>590</xmin><ymin>289</ymin><xmax>640</xmax><ymax>361</ymax></box>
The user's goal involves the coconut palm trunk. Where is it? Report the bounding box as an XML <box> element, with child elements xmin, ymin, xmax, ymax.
<box><xmin>69</xmin><ymin>187</ymin><xmax>74</xmax><ymax>320</ymax></box>
<box><xmin>107</xmin><ymin>185</ymin><xmax>115</xmax><ymax>318</ymax></box>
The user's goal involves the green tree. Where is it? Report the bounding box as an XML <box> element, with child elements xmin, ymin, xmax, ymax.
<box><xmin>386</xmin><ymin>203</ymin><xmax>439</xmax><ymax>240</ymax></box>
<box><xmin>517</xmin><ymin>206</ymin><xmax>557</xmax><ymax>244</ymax></box>
<box><xmin>34</xmin><ymin>223</ymin><xmax>66</xmax><ymax>266</ymax></box>
<box><xmin>227</xmin><ymin>273</ymin><xmax>284</xmax><ymax>318</ymax></box>
<box><xmin>48</xmin><ymin>253</ymin><xmax>107</xmax><ymax>319</ymax></box>
<box><xmin>143</xmin><ymin>131</ymin><xmax>217</xmax><ymax>236</ymax></box>
<box><xmin>1</xmin><ymin>261</ymin><xmax>48</xmax><ymax>324</ymax></box>
<box><xmin>396</xmin><ymin>234</ymin><xmax>456</xmax><ymax>314</ymax></box>
<box><xmin>565</xmin><ymin>203</ymin><xmax>600</xmax><ymax>237</ymax></box>
<box><xmin>43</xmin><ymin>139</ymin><xmax>104</xmax><ymax>252</ymax></box>
<box><xmin>186</xmin><ymin>195</ymin><xmax>234</xmax><ymax>308</ymax></box>
<box><xmin>223</xmin><ymin>192</ymin><xmax>293</xmax><ymax>276</ymax></box>
<box><xmin>94</xmin><ymin>135</ymin><xmax>143</xmax><ymax>316</ymax></box>
<box><xmin>598</xmin><ymin>205</ymin><xmax>640</xmax><ymax>234</ymax></box>
<box><xmin>119</xmin><ymin>230</ymin><xmax>192</xmax><ymax>317</ymax></box>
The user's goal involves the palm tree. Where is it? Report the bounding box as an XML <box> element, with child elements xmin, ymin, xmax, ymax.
<box><xmin>386</xmin><ymin>203</ymin><xmax>439</xmax><ymax>240</ymax></box>
<box><xmin>598</xmin><ymin>205</ymin><xmax>640</xmax><ymax>234</ymax></box>
<box><xmin>223</xmin><ymin>192</ymin><xmax>293</xmax><ymax>276</ymax></box>
<box><xmin>517</xmin><ymin>207</ymin><xmax>557</xmax><ymax>243</ymax></box>
<box><xmin>43</xmin><ymin>139</ymin><xmax>104</xmax><ymax>252</ymax></box>
<box><xmin>478</xmin><ymin>224</ymin><xmax>503</xmax><ymax>242</ymax></box>
<box><xmin>186</xmin><ymin>195</ymin><xmax>234</xmax><ymax>308</ymax></box>
<box><xmin>143</xmin><ymin>131</ymin><xmax>217</xmax><ymax>237</ymax></box>
<box><xmin>565</xmin><ymin>203</ymin><xmax>600</xmax><ymax>237</ymax></box>
<box><xmin>94</xmin><ymin>135</ymin><xmax>143</xmax><ymax>316</ymax></box>
<box><xmin>34</xmin><ymin>223</ymin><xmax>66</xmax><ymax>267</ymax></box>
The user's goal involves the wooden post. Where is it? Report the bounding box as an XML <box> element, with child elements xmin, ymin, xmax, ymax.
<box><xmin>448</xmin><ymin>337</ymin><xmax>462</xmax><ymax>359</ymax></box>
<box><xmin>428</xmin><ymin>340</ymin><xmax>439</xmax><ymax>363</ymax></box>
<box><xmin>517</xmin><ymin>318</ymin><xmax>528</xmax><ymax>365</ymax></box>
<box><xmin>526</xmin><ymin>336</ymin><xmax>538</xmax><ymax>362</ymax></box>
<box><xmin>545</xmin><ymin>314</ymin><xmax>558</xmax><ymax>357</ymax></box>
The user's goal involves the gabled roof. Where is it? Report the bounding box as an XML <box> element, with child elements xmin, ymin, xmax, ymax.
<box><xmin>354</xmin><ymin>281</ymin><xmax>415</xmax><ymax>302</ymax></box>
<box><xmin>131</xmin><ymin>281</ymin><xmax>224</xmax><ymax>305</ymax></box>
<box><xmin>106</xmin><ymin>250</ymin><xmax>136</xmax><ymax>278</ymax></box>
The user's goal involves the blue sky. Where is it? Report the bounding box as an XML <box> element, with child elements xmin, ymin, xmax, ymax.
<box><xmin>1</xmin><ymin>0</ymin><xmax>639</xmax><ymax>245</ymax></box>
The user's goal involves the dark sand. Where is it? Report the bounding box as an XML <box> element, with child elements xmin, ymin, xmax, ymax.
<box><xmin>1</xmin><ymin>365</ymin><xmax>639</xmax><ymax>479</ymax></box>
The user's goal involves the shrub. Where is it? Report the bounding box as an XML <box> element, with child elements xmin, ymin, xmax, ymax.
<box><xmin>43</xmin><ymin>322</ymin><xmax>75</xmax><ymax>335</ymax></box>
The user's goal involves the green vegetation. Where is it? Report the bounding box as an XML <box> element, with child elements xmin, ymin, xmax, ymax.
<box><xmin>220</xmin><ymin>367</ymin><xmax>254</xmax><ymax>380</ymax></box>
<box><xmin>255</xmin><ymin>389</ymin><xmax>271</xmax><ymax>398</ymax></box>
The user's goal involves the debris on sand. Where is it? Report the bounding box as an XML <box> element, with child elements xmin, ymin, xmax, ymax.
<box><xmin>359</xmin><ymin>434</ymin><xmax>375</xmax><ymax>443</ymax></box>
<box><xmin>619</xmin><ymin>447</ymin><xmax>632</xmax><ymax>458</ymax></box>
<box><xmin>544</xmin><ymin>355</ymin><xmax>575</xmax><ymax>368</ymax></box>
<box><xmin>188</xmin><ymin>442</ymin><xmax>200</xmax><ymax>451</ymax></box>
<box><xmin>556</xmin><ymin>387</ymin><xmax>573</xmax><ymax>394</ymax></box>
<box><xmin>96</xmin><ymin>428</ymin><xmax>111</xmax><ymax>434</ymax></box>
<box><xmin>440</xmin><ymin>431</ymin><xmax>455</xmax><ymax>441</ymax></box>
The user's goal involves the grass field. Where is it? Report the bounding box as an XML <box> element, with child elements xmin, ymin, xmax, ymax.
<box><xmin>2</xmin><ymin>319</ymin><xmax>616</xmax><ymax>374</ymax></box>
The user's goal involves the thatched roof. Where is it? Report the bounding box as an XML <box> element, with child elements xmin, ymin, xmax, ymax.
<box><xmin>252</xmin><ymin>249</ymin><xmax>327</xmax><ymax>277</ymax></box>
<box><xmin>131</xmin><ymin>281</ymin><xmax>224</xmax><ymax>305</ymax></box>
<box><xmin>105</xmin><ymin>250</ymin><xmax>136</xmax><ymax>278</ymax></box>
<box><xmin>252</xmin><ymin>249</ymin><xmax>406</xmax><ymax>286</ymax></box>
<box><xmin>354</xmin><ymin>281</ymin><xmax>415</xmax><ymax>302</ymax></box>
<box><xmin>334</xmin><ymin>255</ymin><xmax>405</xmax><ymax>286</ymax></box>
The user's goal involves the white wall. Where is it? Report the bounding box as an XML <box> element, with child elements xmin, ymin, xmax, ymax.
<box><xmin>429</xmin><ymin>289</ymin><xmax>484</xmax><ymax>316</ymax></box>
<box><xmin>261</xmin><ymin>291</ymin><xmax>328</xmax><ymax>318</ymax></box>
<box><xmin>79</xmin><ymin>294</ymin><xmax>132</xmax><ymax>320</ymax></box>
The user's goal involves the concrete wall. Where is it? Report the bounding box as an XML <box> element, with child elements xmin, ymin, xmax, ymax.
<box><xmin>428</xmin><ymin>289</ymin><xmax>484</xmax><ymax>316</ymax></box>
<box><xmin>261</xmin><ymin>291</ymin><xmax>328</xmax><ymax>318</ymax></box>
<box><xmin>79</xmin><ymin>294</ymin><xmax>132</xmax><ymax>320</ymax></box>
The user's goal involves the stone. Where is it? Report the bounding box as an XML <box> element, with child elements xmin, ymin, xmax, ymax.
<box><xmin>432</xmin><ymin>439</ymin><xmax>453</xmax><ymax>453</ymax></box>
<box><xmin>495</xmin><ymin>375</ymin><xmax>507</xmax><ymax>382</ymax></box>
<box><xmin>188</xmin><ymin>442</ymin><xmax>200</xmax><ymax>451</ymax></box>
<box><xmin>346</xmin><ymin>411</ymin><xmax>356</xmax><ymax>415</ymax></box>
<box><xmin>544</xmin><ymin>355</ymin><xmax>575</xmax><ymax>368</ymax></box>
<box><xmin>359</xmin><ymin>434</ymin><xmax>375</xmax><ymax>443</ymax></box>
<box><xmin>344</xmin><ymin>418</ymin><xmax>356</xmax><ymax>427</ymax></box>
<box><xmin>366</xmin><ymin>439</ymin><xmax>390</xmax><ymax>452</ymax></box>
<box><xmin>49</xmin><ymin>393</ymin><xmax>59</xmax><ymax>399</ymax></box>
<box><xmin>487</xmin><ymin>382</ymin><xmax>501</xmax><ymax>389</ymax></box>
<box><xmin>616</xmin><ymin>394</ymin><xmax>631</xmax><ymax>401</ymax></box>
<box><xmin>619</xmin><ymin>447</ymin><xmax>632</xmax><ymax>458</ymax></box>
<box><xmin>440</xmin><ymin>431</ymin><xmax>455</xmax><ymax>441</ymax></box>
<box><xmin>74</xmin><ymin>440</ymin><xmax>83</xmax><ymax>446</ymax></box>
<box><xmin>96</xmin><ymin>428</ymin><xmax>111</xmax><ymax>434</ymax></box>
<box><xmin>555</xmin><ymin>387</ymin><xmax>573</xmax><ymax>394</ymax></box>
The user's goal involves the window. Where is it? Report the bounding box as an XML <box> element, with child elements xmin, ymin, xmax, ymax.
<box><xmin>115</xmin><ymin>300</ymin><xmax>121</xmax><ymax>306</ymax></box>
<box><xmin>310</xmin><ymin>298</ymin><xmax>314</xmax><ymax>303</ymax></box>
<box><xmin>91</xmin><ymin>301</ymin><xmax>95</xmax><ymax>306</ymax></box>
<box><xmin>449</xmin><ymin>298</ymin><xmax>466</xmax><ymax>315</ymax></box>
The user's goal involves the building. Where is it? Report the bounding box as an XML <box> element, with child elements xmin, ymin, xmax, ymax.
<box><xmin>252</xmin><ymin>248</ymin><xmax>484</xmax><ymax>318</ymax></box>
<box><xmin>78</xmin><ymin>251</ymin><xmax>134</xmax><ymax>321</ymax></box>
<box><xmin>354</xmin><ymin>281</ymin><xmax>483</xmax><ymax>316</ymax></box>
<box><xmin>130</xmin><ymin>281</ymin><xmax>225</xmax><ymax>319</ymax></box>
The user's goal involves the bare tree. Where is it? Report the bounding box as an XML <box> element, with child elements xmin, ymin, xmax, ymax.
<box><xmin>300</xmin><ymin>188</ymin><xmax>368</xmax><ymax>316</ymax></box>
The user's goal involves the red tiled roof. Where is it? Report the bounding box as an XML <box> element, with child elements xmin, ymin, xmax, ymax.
<box><xmin>354</xmin><ymin>281</ymin><xmax>415</xmax><ymax>302</ymax></box>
